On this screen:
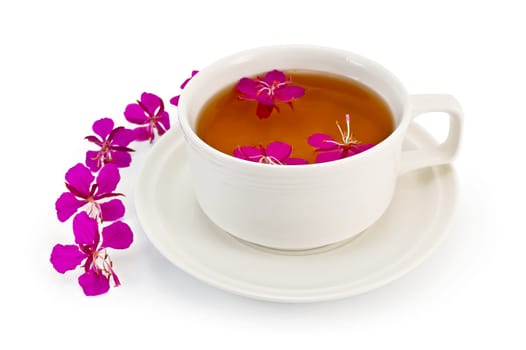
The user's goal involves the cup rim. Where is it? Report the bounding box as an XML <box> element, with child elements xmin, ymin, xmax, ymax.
<box><xmin>178</xmin><ymin>44</ymin><xmax>411</xmax><ymax>172</ymax></box>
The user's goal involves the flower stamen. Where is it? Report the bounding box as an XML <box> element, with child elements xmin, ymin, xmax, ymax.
<box><xmin>236</xmin><ymin>70</ymin><xmax>305</xmax><ymax>118</ymax></box>
<box><xmin>307</xmin><ymin>114</ymin><xmax>376</xmax><ymax>163</ymax></box>
<box><xmin>334</xmin><ymin>114</ymin><xmax>361</xmax><ymax>146</ymax></box>
<box><xmin>86</xmin><ymin>200</ymin><xmax>102</xmax><ymax>220</ymax></box>
<box><xmin>259</xmin><ymin>155</ymin><xmax>283</xmax><ymax>165</ymax></box>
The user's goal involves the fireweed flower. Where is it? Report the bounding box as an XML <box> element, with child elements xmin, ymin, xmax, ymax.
<box><xmin>50</xmin><ymin>212</ymin><xmax>133</xmax><ymax>296</ymax></box>
<box><xmin>85</xmin><ymin>118</ymin><xmax>135</xmax><ymax>172</ymax></box>
<box><xmin>308</xmin><ymin>114</ymin><xmax>375</xmax><ymax>163</ymax></box>
<box><xmin>124</xmin><ymin>92</ymin><xmax>170</xmax><ymax>143</ymax></box>
<box><xmin>236</xmin><ymin>69</ymin><xmax>305</xmax><ymax>119</ymax></box>
<box><xmin>233</xmin><ymin>141</ymin><xmax>308</xmax><ymax>165</ymax></box>
<box><xmin>55</xmin><ymin>163</ymin><xmax>124</xmax><ymax>222</ymax></box>
<box><xmin>170</xmin><ymin>70</ymin><xmax>199</xmax><ymax>106</ymax></box>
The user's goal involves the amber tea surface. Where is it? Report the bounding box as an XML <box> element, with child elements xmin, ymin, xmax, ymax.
<box><xmin>196</xmin><ymin>71</ymin><xmax>394</xmax><ymax>164</ymax></box>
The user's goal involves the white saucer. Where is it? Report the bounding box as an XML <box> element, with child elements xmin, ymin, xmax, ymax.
<box><xmin>135</xmin><ymin>125</ymin><xmax>457</xmax><ymax>303</ymax></box>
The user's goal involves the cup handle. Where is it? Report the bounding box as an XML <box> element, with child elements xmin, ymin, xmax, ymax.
<box><xmin>399</xmin><ymin>94</ymin><xmax>463</xmax><ymax>174</ymax></box>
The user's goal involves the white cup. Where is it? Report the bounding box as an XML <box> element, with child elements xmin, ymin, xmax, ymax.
<box><xmin>178</xmin><ymin>45</ymin><xmax>463</xmax><ymax>250</ymax></box>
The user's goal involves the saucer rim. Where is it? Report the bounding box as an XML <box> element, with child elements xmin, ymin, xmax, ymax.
<box><xmin>134</xmin><ymin>125</ymin><xmax>458</xmax><ymax>303</ymax></box>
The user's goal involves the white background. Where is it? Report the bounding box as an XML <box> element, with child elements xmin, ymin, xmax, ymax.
<box><xmin>1</xmin><ymin>0</ymin><xmax>523</xmax><ymax>349</ymax></box>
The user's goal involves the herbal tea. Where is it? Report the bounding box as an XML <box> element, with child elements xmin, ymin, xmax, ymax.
<box><xmin>196</xmin><ymin>70</ymin><xmax>394</xmax><ymax>164</ymax></box>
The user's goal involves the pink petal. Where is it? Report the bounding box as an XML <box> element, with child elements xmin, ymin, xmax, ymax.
<box><xmin>236</xmin><ymin>78</ymin><xmax>258</xmax><ymax>99</ymax></box>
<box><xmin>308</xmin><ymin>134</ymin><xmax>338</xmax><ymax>150</ymax></box>
<box><xmin>110</xmin><ymin>150</ymin><xmax>132</xmax><ymax>168</ymax></box>
<box><xmin>180</xmin><ymin>70</ymin><xmax>198</xmax><ymax>89</ymax></box>
<box><xmin>180</xmin><ymin>78</ymin><xmax>192</xmax><ymax>89</ymax></box>
<box><xmin>255</xmin><ymin>91</ymin><xmax>274</xmax><ymax>106</ymax></box>
<box><xmin>339</xmin><ymin>144</ymin><xmax>375</xmax><ymax>159</ymax></box>
<box><xmin>169</xmin><ymin>95</ymin><xmax>180</xmax><ymax>106</ymax></box>
<box><xmin>65</xmin><ymin>163</ymin><xmax>94</xmax><ymax>196</ymax></box>
<box><xmin>100</xmin><ymin>199</ymin><xmax>125</xmax><ymax>222</ymax></box>
<box><xmin>50</xmin><ymin>244</ymin><xmax>86</xmax><ymax>273</ymax></box>
<box><xmin>264</xmin><ymin>69</ymin><xmax>286</xmax><ymax>84</ymax></box>
<box><xmin>156</xmin><ymin>124</ymin><xmax>167</xmax><ymax>137</ymax></box>
<box><xmin>78</xmin><ymin>270</ymin><xmax>110</xmax><ymax>296</ymax></box>
<box><xmin>233</xmin><ymin>148</ymin><xmax>247</xmax><ymax>160</ymax></box>
<box><xmin>256</xmin><ymin>102</ymin><xmax>274</xmax><ymax>119</ymax></box>
<box><xmin>95</xmin><ymin>164</ymin><xmax>120</xmax><ymax>195</ymax></box>
<box><xmin>73</xmin><ymin>212</ymin><xmax>100</xmax><ymax>246</ymax></box>
<box><xmin>266</xmin><ymin>142</ymin><xmax>292</xmax><ymax>161</ymax></box>
<box><xmin>275</xmin><ymin>85</ymin><xmax>305</xmax><ymax>102</ymax></box>
<box><xmin>92</xmin><ymin>118</ymin><xmax>114</xmax><ymax>139</ymax></box>
<box><xmin>140</xmin><ymin>92</ymin><xmax>162</xmax><ymax>116</ymax></box>
<box><xmin>56</xmin><ymin>192</ymin><xmax>86</xmax><ymax>222</ymax></box>
<box><xmin>284</xmin><ymin>158</ymin><xmax>309</xmax><ymax>165</ymax></box>
<box><xmin>315</xmin><ymin>150</ymin><xmax>343</xmax><ymax>163</ymax></box>
<box><xmin>101</xmin><ymin>221</ymin><xmax>133</xmax><ymax>249</ymax></box>
<box><xmin>157</xmin><ymin>111</ymin><xmax>170</xmax><ymax>132</ymax></box>
<box><xmin>351</xmin><ymin>143</ymin><xmax>375</xmax><ymax>154</ymax></box>
<box><xmin>85</xmin><ymin>150</ymin><xmax>101</xmax><ymax>172</ymax></box>
<box><xmin>124</xmin><ymin>103</ymin><xmax>148</xmax><ymax>125</ymax></box>
<box><xmin>233</xmin><ymin>146</ymin><xmax>263</xmax><ymax>161</ymax></box>
<box><xmin>112</xmin><ymin>127</ymin><xmax>135</xmax><ymax>146</ymax></box>
<box><xmin>133</xmin><ymin>126</ymin><xmax>152</xmax><ymax>142</ymax></box>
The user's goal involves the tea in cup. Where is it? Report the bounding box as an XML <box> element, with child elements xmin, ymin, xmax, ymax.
<box><xmin>178</xmin><ymin>45</ymin><xmax>463</xmax><ymax>250</ymax></box>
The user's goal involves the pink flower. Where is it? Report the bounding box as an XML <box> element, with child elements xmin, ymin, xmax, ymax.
<box><xmin>85</xmin><ymin>118</ymin><xmax>135</xmax><ymax>172</ymax></box>
<box><xmin>308</xmin><ymin>114</ymin><xmax>375</xmax><ymax>163</ymax></box>
<box><xmin>50</xmin><ymin>212</ymin><xmax>133</xmax><ymax>296</ymax></box>
<box><xmin>233</xmin><ymin>141</ymin><xmax>308</xmax><ymax>165</ymax></box>
<box><xmin>124</xmin><ymin>92</ymin><xmax>170</xmax><ymax>143</ymax></box>
<box><xmin>170</xmin><ymin>70</ymin><xmax>199</xmax><ymax>106</ymax></box>
<box><xmin>236</xmin><ymin>69</ymin><xmax>305</xmax><ymax>118</ymax></box>
<box><xmin>55</xmin><ymin>163</ymin><xmax>124</xmax><ymax>222</ymax></box>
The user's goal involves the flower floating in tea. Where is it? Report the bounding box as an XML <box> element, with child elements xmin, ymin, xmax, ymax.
<box><xmin>233</xmin><ymin>141</ymin><xmax>308</xmax><ymax>165</ymax></box>
<box><xmin>50</xmin><ymin>212</ymin><xmax>133</xmax><ymax>296</ymax></box>
<box><xmin>124</xmin><ymin>92</ymin><xmax>170</xmax><ymax>143</ymax></box>
<box><xmin>236</xmin><ymin>69</ymin><xmax>305</xmax><ymax>119</ymax></box>
<box><xmin>55</xmin><ymin>163</ymin><xmax>124</xmax><ymax>223</ymax></box>
<box><xmin>170</xmin><ymin>70</ymin><xmax>199</xmax><ymax>106</ymax></box>
<box><xmin>308</xmin><ymin>114</ymin><xmax>375</xmax><ymax>163</ymax></box>
<box><xmin>85</xmin><ymin>118</ymin><xmax>135</xmax><ymax>172</ymax></box>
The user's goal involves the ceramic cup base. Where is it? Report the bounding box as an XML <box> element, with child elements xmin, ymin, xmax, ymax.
<box><xmin>227</xmin><ymin>231</ymin><xmax>366</xmax><ymax>256</ymax></box>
